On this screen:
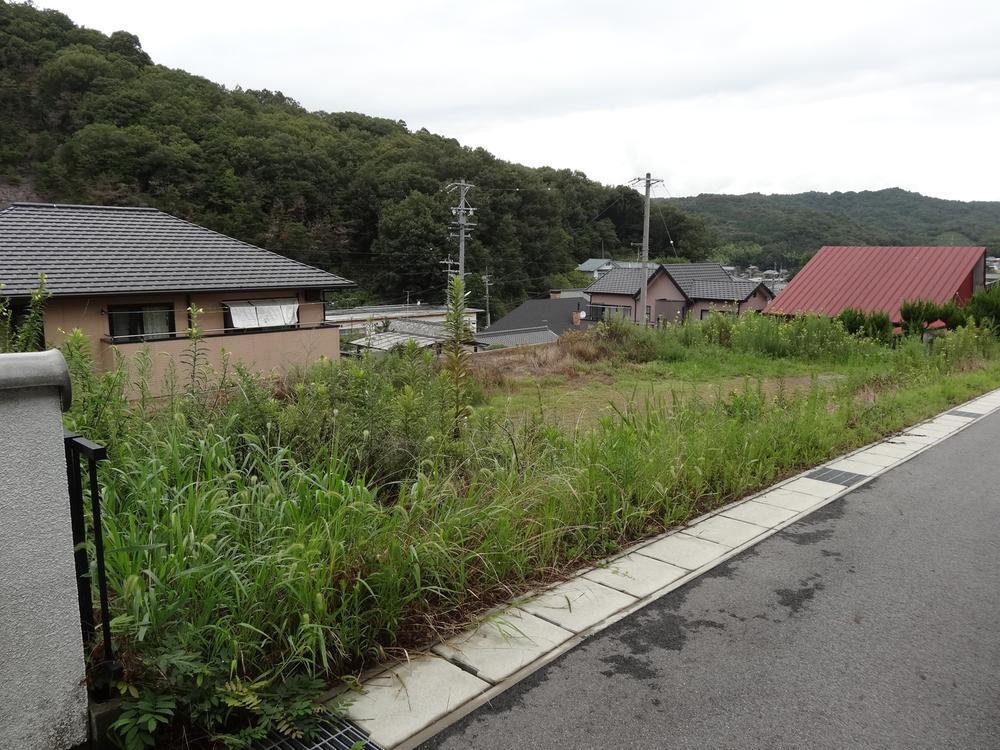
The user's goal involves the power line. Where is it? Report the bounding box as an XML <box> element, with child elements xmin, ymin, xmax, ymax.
<box><xmin>652</xmin><ymin>182</ymin><xmax>678</xmax><ymax>254</ymax></box>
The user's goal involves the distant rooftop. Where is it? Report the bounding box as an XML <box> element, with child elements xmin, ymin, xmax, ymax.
<box><xmin>766</xmin><ymin>246</ymin><xmax>987</xmax><ymax>321</ymax></box>
<box><xmin>0</xmin><ymin>202</ymin><xmax>353</xmax><ymax>297</ymax></box>
<box><xmin>585</xmin><ymin>265</ymin><xmax>661</xmax><ymax>295</ymax></box>
<box><xmin>685</xmin><ymin>279</ymin><xmax>772</xmax><ymax>303</ymax></box>
<box><xmin>326</xmin><ymin>302</ymin><xmax>450</xmax><ymax>318</ymax></box>
<box><xmin>326</xmin><ymin>302</ymin><xmax>481</xmax><ymax>327</ymax></box>
<box><xmin>576</xmin><ymin>258</ymin><xmax>614</xmax><ymax>273</ymax></box>
<box><xmin>663</xmin><ymin>263</ymin><xmax>734</xmax><ymax>297</ymax></box>
<box><xmin>476</xmin><ymin>325</ymin><xmax>559</xmax><ymax>347</ymax></box>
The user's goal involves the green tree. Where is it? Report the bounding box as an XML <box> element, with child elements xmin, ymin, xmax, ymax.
<box><xmin>369</xmin><ymin>191</ymin><xmax>451</xmax><ymax>298</ymax></box>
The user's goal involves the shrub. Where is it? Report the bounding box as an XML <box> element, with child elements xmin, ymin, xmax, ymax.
<box><xmin>0</xmin><ymin>274</ymin><xmax>49</xmax><ymax>352</ymax></box>
<box><xmin>558</xmin><ymin>330</ymin><xmax>601</xmax><ymax>362</ymax></box>
<box><xmin>860</xmin><ymin>311</ymin><xmax>893</xmax><ymax>343</ymax></box>
<box><xmin>899</xmin><ymin>299</ymin><xmax>937</xmax><ymax>336</ymax></box>
<box><xmin>937</xmin><ymin>300</ymin><xmax>970</xmax><ymax>331</ymax></box>
<box><xmin>836</xmin><ymin>308</ymin><xmax>867</xmax><ymax>336</ymax></box>
<box><xmin>967</xmin><ymin>284</ymin><xmax>1000</xmax><ymax>332</ymax></box>
<box><xmin>935</xmin><ymin>324</ymin><xmax>994</xmax><ymax>371</ymax></box>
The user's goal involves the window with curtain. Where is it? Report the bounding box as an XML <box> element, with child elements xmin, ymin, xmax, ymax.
<box><xmin>107</xmin><ymin>303</ymin><xmax>176</xmax><ymax>343</ymax></box>
<box><xmin>222</xmin><ymin>298</ymin><xmax>299</xmax><ymax>333</ymax></box>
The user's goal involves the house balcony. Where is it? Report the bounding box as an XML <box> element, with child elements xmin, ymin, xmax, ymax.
<box><xmin>97</xmin><ymin>323</ymin><xmax>341</xmax><ymax>395</ymax></box>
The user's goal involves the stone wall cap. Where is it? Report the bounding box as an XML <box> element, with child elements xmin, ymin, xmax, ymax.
<box><xmin>0</xmin><ymin>349</ymin><xmax>72</xmax><ymax>411</ymax></box>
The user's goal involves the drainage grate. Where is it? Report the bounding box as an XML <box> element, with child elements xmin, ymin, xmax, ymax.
<box><xmin>947</xmin><ymin>409</ymin><xmax>980</xmax><ymax>419</ymax></box>
<box><xmin>250</xmin><ymin>714</ymin><xmax>384</xmax><ymax>750</ymax></box>
<box><xmin>806</xmin><ymin>467</ymin><xmax>868</xmax><ymax>487</ymax></box>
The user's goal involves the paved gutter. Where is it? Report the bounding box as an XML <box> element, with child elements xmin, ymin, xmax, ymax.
<box><xmin>330</xmin><ymin>388</ymin><xmax>1000</xmax><ymax>749</ymax></box>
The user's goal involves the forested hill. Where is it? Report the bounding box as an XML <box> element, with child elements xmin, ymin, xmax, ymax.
<box><xmin>0</xmin><ymin>2</ymin><xmax>713</xmax><ymax>315</ymax></box>
<box><xmin>664</xmin><ymin>189</ymin><xmax>1000</xmax><ymax>270</ymax></box>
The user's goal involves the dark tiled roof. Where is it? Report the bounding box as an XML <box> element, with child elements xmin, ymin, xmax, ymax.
<box><xmin>585</xmin><ymin>265</ymin><xmax>659</xmax><ymax>295</ymax></box>
<box><xmin>482</xmin><ymin>297</ymin><xmax>592</xmax><ymax>337</ymax></box>
<box><xmin>662</xmin><ymin>262</ymin><xmax>733</xmax><ymax>297</ymax></box>
<box><xmin>0</xmin><ymin>202</ymin><xmax>353</xmax><ymax>297</ymax></box>
<box><xmin>686</xmin><ymin>279</ymin><xmax>772</xmax><ymax>302</ymax></box>
<box><xmin>476</xmin><ymin>326</ymin><xmax>558</xmax><ymax>347</ymax></box>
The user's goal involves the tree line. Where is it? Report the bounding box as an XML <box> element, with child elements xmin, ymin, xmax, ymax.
<box><xmin>665</xmin><ymin>188</ymin><xmax>1000</xmax><ymax>272</ymax></box>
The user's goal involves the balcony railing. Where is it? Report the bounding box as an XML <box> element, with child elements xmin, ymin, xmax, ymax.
<box><xmin>101</xmin><ymin>320</ymin><xmax>339</xmax><ymax>345</ymax></box>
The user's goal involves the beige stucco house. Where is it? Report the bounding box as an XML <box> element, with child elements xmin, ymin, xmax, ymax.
<box><xmin>585</xmin><ymin>262</ymin><xmax>773</xmax><ymax>323</ymax></box>
<box><xmin>1</xmin><ymin>202</ymin><xmax>354</xmax><ymax>392</ymax></box>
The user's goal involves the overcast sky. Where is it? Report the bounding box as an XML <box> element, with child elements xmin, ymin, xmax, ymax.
<box><xmin>39</xmin><ymin>0</ymin><xmax>1000</xmax><ymax>201</ymax></box>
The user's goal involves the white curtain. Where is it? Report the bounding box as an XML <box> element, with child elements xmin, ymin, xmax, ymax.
<box><xmin>142</xmin><ymin>308</ymin><xmax>171</xmax><ymax>340</ymax></box>
<box><xmin>276</xmin><ymin>299</ymin><xmax>299</xmax><ymax>326</ymax></box>
<box><xmin>226</xmin><ymin>301</ymin><xmax>260</xmax><ymax>329</ymax></box>
<box><xmin>225</xmin><ymin>299</ymin><xmax>299</xmax><ymax>329</ymax></box>
<box><xmin>253</xmin><ymin>298</ymin><xmax>298</xmax><ymax>327</ymax></box>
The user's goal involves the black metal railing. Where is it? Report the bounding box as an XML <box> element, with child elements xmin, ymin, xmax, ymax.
<box><xmin>64</xmin><ymin>430</ymin><xmax>120</xmax><ymax>697</ymax></box>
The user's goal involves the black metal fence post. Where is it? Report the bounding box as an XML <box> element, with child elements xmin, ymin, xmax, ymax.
<box><xmin>64</xmin><ymin>430</ymin><xmax>94</xmax><ymax>648</ymax></box>
<box><xmin>64</xmin><ymin>431</ymin><xmax>120</xmax><ymax>698</ymax></box>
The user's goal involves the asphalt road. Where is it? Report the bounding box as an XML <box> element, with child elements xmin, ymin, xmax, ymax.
<box><xmin>422</xmin><ymin>411</ymin><xmax>1000</xmax><ymax>750</ymax></box>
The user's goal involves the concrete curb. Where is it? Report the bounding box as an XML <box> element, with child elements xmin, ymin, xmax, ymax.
<box><xmin>331</xmin><ymin>387</ymin><xmax>1000</xmax><ymax>749</ymax></box>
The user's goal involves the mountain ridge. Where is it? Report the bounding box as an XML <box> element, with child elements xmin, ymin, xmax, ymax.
<box><xmin>662</xmin><ymin>187</ymin><xmax>1000</xmax><ymax>269</ymax></box>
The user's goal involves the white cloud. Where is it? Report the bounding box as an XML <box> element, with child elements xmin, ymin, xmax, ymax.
<box><xmin>38</xmin><ymin>0</ymin><xmax>1000</xmax><ymax>200</ymax></box>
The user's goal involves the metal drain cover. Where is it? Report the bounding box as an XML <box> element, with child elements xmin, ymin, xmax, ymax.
<box><xmin>806</xmin><ymin>467</ymin><xmax>868</xmax><ymax>487</ymax></box>
<box><xmin>251</xmin><ymin>714</ymin><xmax>384</xmax><ymax>750</ymax></box>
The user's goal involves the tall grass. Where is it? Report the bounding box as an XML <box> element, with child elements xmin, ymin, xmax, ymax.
<box><xmin>60</xmin><ymin>312</ymin><xmax>1000</xmax><ymax>747</ymax></box>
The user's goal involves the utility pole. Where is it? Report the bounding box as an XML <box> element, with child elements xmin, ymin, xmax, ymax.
<box><xmin>482</xmin><ymin>270</ymin><xmax>492</xmax><ymax>327</ymax></box>
<box><xmin>639</xmin><ymin>172</ymin><xmax>652</xmax><ymax>327</ymax></box>
<box><xmin>440</xmin><ymin>255</ymin><xmax>458</xmax><ymax>298</ymax></box>
<box><xmin>633</xmin><ymin>172</ymin><xmax>662</xmax><ymax>326</ymax></box>
<box><xmin>447</xmin><ymin>179</ymin><xmax>476</xmax><ymax>282</ymax></box>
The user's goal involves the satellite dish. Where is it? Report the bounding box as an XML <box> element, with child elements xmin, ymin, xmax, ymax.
<box><xmin>579</xmin><ymin>310</ymin><xmax>587</xmax><ymax>319</ymax></box>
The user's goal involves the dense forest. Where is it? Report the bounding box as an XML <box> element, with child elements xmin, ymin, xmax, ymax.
<box><xmin>0</xmin><ymin>1</ymin><xmax>713</xmax><ymax>316</ymax></box>
<box><xmin>665</xmin><ymin>189</ymin><xmax>1000</xmax><ymax>271</ymax></box>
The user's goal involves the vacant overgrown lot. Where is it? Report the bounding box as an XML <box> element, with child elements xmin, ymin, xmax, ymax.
<box><xmin>477</xmin><ymin>314</ymin><xmax>981</xmax><ymax>427</ymax></box>
<box><xmin>64</xmin><ymin>312</ymin><xmax>1000</xmax><ymax>747</ymax></box>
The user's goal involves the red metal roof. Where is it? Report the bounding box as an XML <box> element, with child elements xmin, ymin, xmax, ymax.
<box><xmin>764</xmin><ymin>246</ymin><xmax>986</xmax><ymax>322</ymax></box>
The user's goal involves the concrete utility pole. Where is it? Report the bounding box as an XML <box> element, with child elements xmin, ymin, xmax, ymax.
<box><xmin>639</xmin><ymin>172</ymin><xmax>652</xmax><ymax>326</ymax></box>
<box><xmin>482</xmin><ymin>270</ymin><xmax>492</xmax><ymax>327</ymax></box>
<box><xmin>440</xmin><ymin>255</ymin><xmax>459</xmax><ymax>298</ymax></box>
<box><xmin>634</xmin><ymin>171</ymin><xmax>662</xmax><ymax>326</ymax></box>
<box><xmin>447</xmin><ymin>179</ymin><xmax>476</xmax><ymax>282</ymax></box>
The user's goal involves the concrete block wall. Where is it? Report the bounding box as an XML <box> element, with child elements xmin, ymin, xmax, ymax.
<box><xmin>0</xmin><ymin>350</ymin><xmax>88</xmax><ymax>749</ymax></box>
